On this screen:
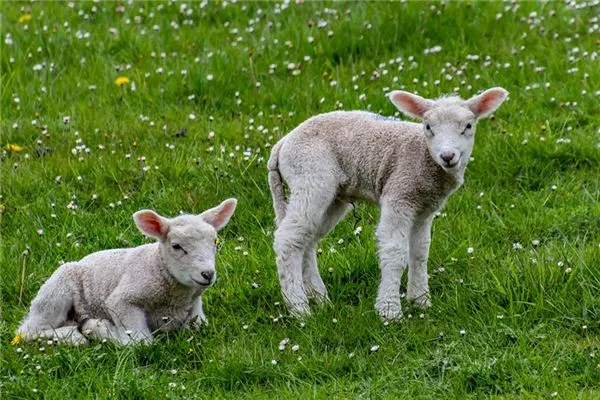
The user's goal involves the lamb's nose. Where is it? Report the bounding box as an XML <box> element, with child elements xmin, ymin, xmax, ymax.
<box><xmin>201</xmin><ymin>271</ymin><xmax>214</xmax><ymax>281</ymax></box>
<box><xmin>440</xmin><ymin>152</ymin><xmax>455</xmax><ymax>163</ymax></box>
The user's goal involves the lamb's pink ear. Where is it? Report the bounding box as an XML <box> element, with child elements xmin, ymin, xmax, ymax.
<box><xmin>387</xmin><ymin>91</ymin><xmax>434</xmax><ymax>120</ymax></box>
<box><xmin>466</xmin><ymin>87</ymin><xmax>509</xmax><ymax>119</ymax></box>
<box><xmin>133</xmin><ymin>210</ymin><xmax>169</xmax><ymax>241</ymax></box>
<box><xmin>200</xmin><ymin>198</ymin><xmax>237</xmax><ymax>231</ymax></box>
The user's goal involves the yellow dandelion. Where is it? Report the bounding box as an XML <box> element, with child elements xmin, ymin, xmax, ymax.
<box><xmin>18</xmin><ymin>14</ymin><xmax>32</xmax><ymax>24</ymax></box>
<box><xmin>115</xmin><ymin>76</ymin><xmax>130</xmax><ymax>86</ymax></box>
<box><xmin>11</xmin><ymin>332</ymin><xmax>25</xmax><ymax>345</ymax></box>
<box><xmin>0</xmin><ymin>203</ymin><xmax>5</xmax><ymax>214</ymax></box>
<box><xmin>5</xmin><ymin>143</ymin><xmax>24</xmax><ymax>153</ymax></box>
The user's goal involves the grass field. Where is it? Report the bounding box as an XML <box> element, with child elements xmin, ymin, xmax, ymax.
<box><xmin>1</xmin><ymin>1</ymin><xmax>600</xmax><ymax>398</ymax></box>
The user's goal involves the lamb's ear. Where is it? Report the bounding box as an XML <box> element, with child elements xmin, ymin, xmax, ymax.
<box><xmin>200</xmin><ymin>198</ymin><xmax>237</xmax><ymax>231</ymax></box>
<box><xmin>133</xmin><ymin>210</ymin><xmax>169</xmax><ymax>241</ymax></box>
<box><xmin>466</xmin><ymin>87</ymin><xmax>509</xmax><ymax>119</ymax></box>
<box><xmin>387</xmin><ymin>91</ymin><xmax>434</xmax><ymax>120</ymax></box>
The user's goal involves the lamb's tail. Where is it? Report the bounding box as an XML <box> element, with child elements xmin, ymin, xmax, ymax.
<box><xmin>267</xmin><ymin>140</ymin><xmax>286</xmax><ymax>226</ymax></box>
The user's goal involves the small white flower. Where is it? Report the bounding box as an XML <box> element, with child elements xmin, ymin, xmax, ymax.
<box><xmin>271</xmin><ymin>359</ymin><xmax>278</xmax><ymax>365</ymax></box>
<box><xmin>459</xmin><ymin>329</ymin><xmax>466</xmax><ymax>336</ymax></box>
<box><xmin>207</xmin><ymin>74</ymin><xmax>214</xmax><ymax>81</ymax></box>
<box><xmin>370</xmin><ymin>344</ymin><xmax>380</xmax><ymax>352</ymax></box>
<box><xmin>467</xmin><ymin>247</ymin><xmax>474</xmax><ymax>254</ymax></box>
<box><xmin>291</xmin><ymin>344</ymin><xmax>300</xmax><ymax>352</ymax></box>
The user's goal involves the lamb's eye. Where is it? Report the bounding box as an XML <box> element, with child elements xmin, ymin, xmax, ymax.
<box><xmin>461</xmin><ymin>123</ymin><xmax>473</xmax><ymax>135</ymax></box>
<box><xmin>172</xmin><ymin>244</ymin><xmax>183</xmax><ymax>251</ymax></box>
<box><xmin>425</xmin><ymin>124</ymin><xmax>434</xmax><ymax>136</ymax></box>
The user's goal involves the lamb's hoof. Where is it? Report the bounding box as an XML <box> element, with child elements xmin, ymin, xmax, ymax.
<box><xmin>288</xmin><ymin>302</ymin><xmax>312</xmax><ymax>319</ymax></box>
<box><xmin>187</xmin><ymin>316</ymin><xmax>208</xmax><ymax>330</ymax></box>
<box><xmin>56</xmin><ymin>328</ymin><xmax>89</xmax><ymax>346</ymax></box>
<box><xmin>68</xmin><ymin>334</ymin><xmax>89</xmax><ymax>346</ymax></box>
<box><xmin>408</xmin><ymin>294</ymin><xmax>432</xmax><ymax>310</ymax></box>
<box><xmin>308</xmin><ymin>292</ymin><xmax>331</xmax><ymax>307</ymax></box>
<box><xmin>375</xmin><ymin>300</ymin><xmax>403</xmax><ymax>322</ymax></box>
<box><xmin>81</xmin><ymin>319</ymin><xmax>116</xmax><ymax>340</ymax></box>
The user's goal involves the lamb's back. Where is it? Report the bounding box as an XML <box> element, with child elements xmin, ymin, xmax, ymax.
<box><xmin>281</xmin><ymin>111</ymin><xmax>428</xmax><ymax>201</ymax></box>
<box><xmin>74</xmin><ymin>244</ymin><xmax>160</xmax><ymax>311</ymax></box>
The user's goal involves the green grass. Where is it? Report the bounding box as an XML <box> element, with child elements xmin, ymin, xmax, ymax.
<box><xmin>1</xmin><ymin>1</ymin><xmax>599</xmax><ymax>398</ymax></box>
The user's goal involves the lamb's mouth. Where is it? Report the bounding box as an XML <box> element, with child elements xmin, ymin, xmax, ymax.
<box><xmin>191</xmin><ymin>278</ymin><xmax>213</xmax><ymax>287</ymax></box>
<box><xmin>442</xmin><ymin>156</ymin><xmax>461</xmax><ymax>169</ymax></box>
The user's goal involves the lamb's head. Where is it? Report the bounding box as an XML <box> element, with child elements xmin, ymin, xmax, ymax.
<box><xmin>388</xmin><ymin>87</ymin><xmax>508</xmax><ymax>171</ymax></box>
<box><xmin>133</xmin><ymin>198</ymin><xmax>237</xmax><ymax>288</ymax></box>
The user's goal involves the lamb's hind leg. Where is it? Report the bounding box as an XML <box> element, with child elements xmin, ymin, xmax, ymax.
<box><xmin>16</xmin><ymin>267</ymin><xmax>88</xmax><ymax>345</ymax></box>
<box><xmin>302</xmin><ymin>200</ymin><xmax>351</xmax><ymax>304</ymax></box>
<box><xmin>274</xmin><ymin>187</ymin><xmax>338</xmax><ymax>317</ymax></box>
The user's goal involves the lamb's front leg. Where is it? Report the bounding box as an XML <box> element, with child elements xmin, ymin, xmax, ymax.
<box><xmin>185</xmin><ymin>297</ymin><xmax>208</xmax><ymax>329</ymax></box>
<box><xmin>407</xmin><ymin>215</ymin><xmax>433</xmax><ymax>309</ymax></box>
<box><xmin>375</xmin><ymin>204</ymin><xmax>413</xmax><ymax>321</ymax></box>
<box><xmin>106</xmin><ymin>294</ymin><xmax>153</xmax><ymax>345</ymax></box>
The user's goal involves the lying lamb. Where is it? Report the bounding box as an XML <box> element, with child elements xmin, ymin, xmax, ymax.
<box><xmin>15</xmin><ymin>198</ymin><xmax>237</xmax><ymax>345</ymax></box>
<box><xmin>268</xmin><ymin>88</ymin><xmax>508</xmax><ymax>320</ymax></box>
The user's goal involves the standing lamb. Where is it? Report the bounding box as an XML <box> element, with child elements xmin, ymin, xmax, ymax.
<box><xmin>268</xmin><ymin>88</ymin><xmax>508</xmax><ymax>320</ymax></box>
<box><xmin>16</xmin><ymin>198</ymin><xmax>237</xmax><ymax>345</ymax></box>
